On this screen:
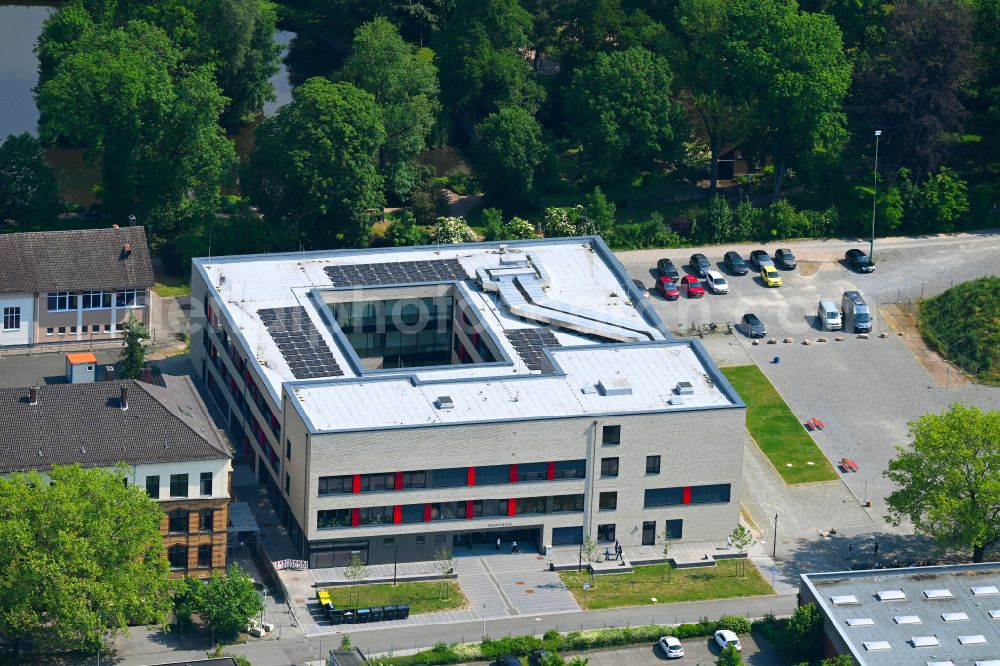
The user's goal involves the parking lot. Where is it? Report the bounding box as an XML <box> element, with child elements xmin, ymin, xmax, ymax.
<box><xmin>618</xmin><ymin>231</ymin><xmax>1000</xmax><ymax>570</ymax></box>
<box><xmin>572</xmin><ymin>633</ymin><xmax>780</xmax><ymax>666</ymax></box>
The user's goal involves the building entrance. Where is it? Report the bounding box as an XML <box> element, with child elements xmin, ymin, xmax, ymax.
<box><xmin>453</xmin><ymin>526</ymin><xmax>541</xmax><ymax>554</ymax></box>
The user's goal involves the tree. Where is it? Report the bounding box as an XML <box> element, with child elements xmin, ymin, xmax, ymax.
<box><xmin>118</xmin><ymin>312</ymin><xmax>150</xmax><ymax>379</ymax></box>
<box><xmin>340</xmin><ymin>633</ymin><xmax>353</xmax><ymax>649</ymax></box>
<box><xmin>722</xmin><ymin>0</ymin><xmax>851</xmax><ymax>201</ymax></box>
<box><xmin>784</xmin><ymin>604</ymin><xmax>823</xmax><ymax>661</ymax></box>
<box><xmin>482</xmin><ymin>207</ymin><xmax>505</xmax><ymax>240</ymax></box>
<box><xmin>885</xmin><ymin>403</ymin><xmax>1000</xmax><ymax>562</ymax></box>
<box><xmin>699</xmin><ymin>195</ymin><xmax>735</xmax><ymax>244</ymax></box>
<box><xmin>390</xmin><ymin>0</ymin><xmax>456</xmax><ymax>46</ymax></box>
<box><xmin>567</xmin><ymin>47</ymin><xmax>685</xmax><ymax>185</ymax></box>
<box><xmin>579</xmin><ymin>187</ymin><xmax>616</xmax><ymax>237</ymax></box>
<box><xmin>171</xmin><ymin>577</ymin><xmax>205</xmax><ymax>628</ymax></box>
<box><xmin>717</xmin><ymin>644</ymin><xmax>745</xmax><ymax>666</ymax></box>
<box><xmin>242</xmin><ymin>77</ymin><xmax>385</xmax><ymax>248</ymax></box>
<box><xmin>475</xmin><ymin>107</ymin><xmax>549</xmax><ymax>210</ymax></box>
<box><xmin>0</xmin><ymin>465</ymin><xmax>170</xmax><ymax>662</ymax></box>
<box><xmin>897</xmin><ymin>166</ymin><xmax>970</xmax><ymax>233</ymax></box>
<box><xmin>858</xmin><ymin>0</ymin><xmax>978</xmax><ymax>175</ymax></box>
<box><xmin>0</xmin><ymin>133</ymin><xmax>62</xmax><ymax>229</ymax></box>
<box><xmin>661</xmin><ymin>525</ymin><xmax>672</xmax><ymax>582</ymax></box>
<box><xmin>385</xmin><ymin>211</ymin><xmax>430</xmax><ymax>246</ymax></box>
<box><xmin>342</xmin><ymin>17</ymin><xmax>440</xmax><ymax>200</ymax></box>
<box><xmin>36</xmin><ymin>21</ymin><xmax>236</xmax><ymax>230</ymax></box>
<box><xmin>580</xmin><ymin>535</ymin><xmax>599</xmax><ymax>569</ymax></box>
<box><xmin>344</xmin><ymin>554</ymin><xmax>371</xmax><ymax>607</ymax></box>
<box><xmin>200</xmin><ymin>564</ymin><xmax>264</xmax><ymax>641</ymax></box>
<box><xmin>730</xmin><ymin>524</ymin><xmax>755</xmax><ymax>576</ymax></box>
<box><xmin>433</xmin><ymin>547</ymin><xmax>456</xmax><ymax>598</ymax></box>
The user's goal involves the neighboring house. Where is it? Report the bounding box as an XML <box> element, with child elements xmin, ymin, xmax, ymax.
<box><xmin>190</xmin><ymin>237</ymin><xmax>746</xmax><ymax>568</ymax></box>
<box><xmin>0</xmin><ymin>226</ymin><xmax>154</xmax><ymax>348</ymax></box>
<box><xmin>0</xmin><ymin>376</ymin><xmax>233</xmax><ymax>577</ymax></box>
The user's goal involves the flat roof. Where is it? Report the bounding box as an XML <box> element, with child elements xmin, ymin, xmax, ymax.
<box><xmin>196</xmin><ymin>237</ymin><xmax>742</xmax><ymax>432</ymax></box>
<box><xmin>802</xmin><ymin>563</ymin><xmax>1000</xmax><ymax>666</ymax></box>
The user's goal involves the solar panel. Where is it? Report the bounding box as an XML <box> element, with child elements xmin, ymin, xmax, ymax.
<box><xmin>258</xmin><ymin>307</ymin><xmax>344</xmax><ymax>379</ymax></box>
<box><xmin>504</xmin><ymin>328</ymin><xmax>561</xmax><ymax>371</ymax></box>
<box><xmin>324</xmin><ymin>259</ymin><xmax>469</xmax><ymax>287</ymax></box>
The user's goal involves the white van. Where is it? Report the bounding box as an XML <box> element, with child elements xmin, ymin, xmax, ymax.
<box><xmin>817</xmin><ymin>299</ymin><xmax>842</xmax><ymax>331</ymax></box>
<box><xmin>703</xmin><ymin>270</ymin><xmax>729</xmax><ymax>294</ymax></box>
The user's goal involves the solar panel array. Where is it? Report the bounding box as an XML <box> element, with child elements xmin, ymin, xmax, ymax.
<box><xmin>504</xmin><ymin>328</ymin><xmax>561</xmax><ymax>371</ymax></box>
<box><xmin>324</xmin><ymin>259</ymin><xmax>469</xmax><ymax>287</ymax></box>
<box><xmin>257</xmin><ymin>307</ymin><xmax>344</xmax><ymax>379</ymax></box>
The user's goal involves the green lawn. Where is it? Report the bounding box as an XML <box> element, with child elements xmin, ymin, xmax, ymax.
<box><xmin>321</xmin><ymin>580</ymin><xmax>467</xmax><ymax>615</ymax></box>
<box><xmin>559</xmin><ymin>560</ymin><xmax>772</xmax><ymax>610</ymax></box>
<box><xmin>152</xmin><ymin>282</ymin><xmax>192</xmax><ymax>297</ymax></box>
<box><xmin>721</xmin><ymin>365</ymin><xmax>838</xmax><ymax>484</ymax></box>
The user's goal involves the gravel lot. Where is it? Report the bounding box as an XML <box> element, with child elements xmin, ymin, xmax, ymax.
<box><xmin>618</xmin><ymin>231</ymin><xmax>1000</xmax><ymax>568</ymax></box>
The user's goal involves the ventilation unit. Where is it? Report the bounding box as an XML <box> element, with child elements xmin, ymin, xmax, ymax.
<box><xmin>597</xmin><ymin>378</ymin><xmax>632</xmax><ymax>396</ymax></box>
<box><xmin>434</xmin><ymin>396</ymin><xmax>455</xmax><ymax>410</ymax></box>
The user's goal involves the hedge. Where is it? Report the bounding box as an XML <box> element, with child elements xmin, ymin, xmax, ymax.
<box><xmin>369</xmin><ymin>615</ymin><xmax>753</xmax><ymax>665</ymax></box>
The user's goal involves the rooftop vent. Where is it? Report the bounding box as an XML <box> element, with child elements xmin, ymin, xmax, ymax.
<box><xmin>120</xmin><ymin>385</ymin><xmax>129</xmax><ymax>411</ymax></box>
<box><xmin>958</xmin><ymin>635</ymin><xmax>987</xmax><ymax>646</ymax></box>
<box><xmin>863</xmin><ymin>641</ymin><xmax>891</xmax><ymax>651</ymax></box>
<box><xmin>597</xmin><ymin>378</ymin><xmax>632</xmax><ymax>396</ymax></box>
<box><xmin>972</xmin><ymin>586</ymin><xmax>999</xmax><ymax>596</ymax></box>
<box><xmin>895</xmin><ymin>616</ymin><xmax>921</xmax><ymax>625</ymax></box>
<box><xmin>974</xmin><ymin>661</ymin><xmax>1000</xmax><ymax>666</ymax></box>
<box><xmin>942</xmin><ymin>612</ymin><xmax>969</xmax><ymax>622</ymax></box>
<box><xmin>831</xmin><ymin>595</ymin><xmax>859</xmax><ymax>606</ymax></box>
<box><xmin>878</xmin><ymin>589</ymin><xmax>906</xmax><ymax>601</ymax></box>
<box><xmin>927</xmin><ymin>662</ymin><xmax>956</xmax><ymax>666</ymax></box>
<box><xmin>846</xmin><ymin>618</ymin><xmax>875</xmax><ymax>627</ymax></box>
<box><xmin>668</xmin><ymin>395</ymin><xmax>685</xmax><ymax>406</ymax></box>
<box><xmin>911</xmin><ymin>636</ymin><xmax>940</xmax><ymax>648</ymax></box>
<box><xmin>989</xmin><ymin>610</ymin><xmax>1000</xmax><ymax>619</ymax></box>
<box><xmin>29</xmin><ymin>384</ymin><xmax>39</xmax><ymax>405</ymax></box>
<box><xmin>675</xmin><ymin>381</ymin><xmax>694</xmax><ymax>395</ymax></box>
<box><xmin>434</xmin><ymin>396</ymin><xmax>455</xmax><ymax>410</ymax></box>
<box><xmin>924</xmin><ymin>589</ymin><xmax>953</xmax><ymax>599</ymax></box>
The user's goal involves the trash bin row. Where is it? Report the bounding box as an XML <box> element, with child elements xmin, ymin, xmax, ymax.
<box><xmin>322</xmin><ymin>603</ymin><xmax>410</xmax><ymax>624</ymax></box>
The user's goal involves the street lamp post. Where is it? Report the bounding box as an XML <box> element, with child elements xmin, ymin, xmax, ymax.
<box><xmin>393</xmin><ymin>543</ymin><xmax>399</xmax><ymax>586</ymax></box>
<box><xmin>772</xmin><ymin>513</ymin><xmax>778</xmax><ymax>558</ymax></box>
<box><xmin>870</xmin><ymin>130</ymin><xmax>882</xmax><ymax>259</ymax></box>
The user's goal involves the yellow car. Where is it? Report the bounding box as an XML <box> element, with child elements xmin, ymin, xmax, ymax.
<box><xmin>761</xmin><ymin>266</ymin><xmax>783</xmax><ymax>287</ymax></box>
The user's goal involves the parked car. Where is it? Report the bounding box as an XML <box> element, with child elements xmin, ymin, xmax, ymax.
<box><xmin>632</xmin><ymin>279</ymin><xmax>649</xmax><ymax>298</ymax></box>
<box><xmin>715</xmin><ymin>630</ymin><xmax>742</xmax><ymax>652</ymax></box>
<box><xmin>495</xmin><ymin>656</ymin><xmax>521</xmax><ymax>666</ymax></box>
<box><xmin>845</xmin><ymin>248</ymin><xmax>874</xmax><ymax>273</ymax></box>
<box><xmin>657</xmin><ymin>258</ymin><xmax>680</xmax><ymax>280</ymax></box>
<box><xmin>703</xmin><ymin>270</ymin><xmax>729</xmax><ymax>294</ymax></box>
<box><xmin>742</xmin><ymin>313</ymin><xmax>766</xmax><ymax>338</ymax></box>
<box><xmin>817</xmin><ymin>299</ymin><xmax>843</xmax><ymax>331</ymax></box>
<box><xmin>689</xmin><ymin>253</ymin><xmax>711</xmax><ymax>278</ymax></box>
<box><xmin>679</xmin><ymin>274</ymin><xmax>705</xmax><ymax>298</ymax></box>
<box><xmin>658</xmin><ymin>636</ymin><xmax>684</xmax><ymax>659</ymax></box>
<box><xmin>656</xmin><ymin>277</ymin><xmax>680</xmax><ymax>300</ymax></box>
<box><xmin>724</xmin><ymin>251</ymin><xmax>749</xmax><ymax>275</ymax></box>
<box><xmin>528</xmin><ymin>650</ymin><xmax>552</xmax><ymax>666</ymax></box>
<box><xmin>750</xmin><ymin>249</ymin><xmax>774</xmax><ymax>270</ymax></box>
<box><xmin>761</xmin><ymin>266</ymin><xmax>783</xmax><ymax>287</ymax></box>
<box><xmin>774</xmin><ymin>248</ymin><xmax>797</xmax><ymax>269</ymax></box>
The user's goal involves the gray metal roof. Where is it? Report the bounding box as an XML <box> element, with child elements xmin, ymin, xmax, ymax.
<box><xmin>802</xmin><ymin>564</ymin><xmax>1000</xmax><ymax>666</ymax></box>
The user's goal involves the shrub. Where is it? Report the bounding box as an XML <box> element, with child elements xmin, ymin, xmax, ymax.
<box><xmin>716</xmin><ymin>616</ymin><xmax>752</xmax><ymax>634</ymax></box>
<box><xmin>480</xmin><ymin>635</ymin><xmax>544</xmax><ymax>658</ymax></box>
<box><xmin>543</xmin><ymin>206</ymin><xmax>583</xmax><ymax>237</ymax></box>
<box><xmin>433</xmin><ymin>216</ymin><xmax>477</xmax><ymax>244</ymax></box>
<box><xmin>783</xmin><ymin>604</ymin><xmax>823</xmax><ymax>661</ymax></box>
<box><xmin>669</xmin><ymin>215</ymin><xmax>693</xmax><ymax>237</ymax></box>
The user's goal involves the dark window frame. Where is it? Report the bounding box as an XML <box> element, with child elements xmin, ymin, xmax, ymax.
<box><xmin>168</xmin><ymin>544</ymin><xmax>188</xmax><ymax>570</ymax></box>
<box><xmin>600</xmin><ymin>457</ymin><xmax>619</xmax><ymax>478</ymax></box>
<box><xmin>598</xmin><ymin>491</ymin><xmax>617</xmax><ymax>511</ymax></box>
<box><xmin>597</xmin><ymin>524</ymin><xmax>616</xmax><ymax>542</ymax></box>
<box><xmin>168</xmin><ymin>509</ymin><xmax>189</xmax><ymax>534</ymax></box>
<box><xmin>197</xmin><ymin>544</ymin><xmax>213</xmax><ymax>568</ymax></box>
<box><xmin>145</xmin><ymin>475</ymin><xmax>160</xmax><ymax>499</ymax></box>
<box><xmin>169</xmin><ymin>473</ymin><xmax>189</xmax><ymax>498</ymax></box>
<box><xmin>200</xmin><ymin>472</ymin><xmax>212</xmax><ymax>496</ymax></box>
<box><xmin>646</xmin><ymin>455</ymin><xmax>661</xmax><ymax>475</ymax></box>
<box><xmin>601</xmin><ymin>425</ymin><xmax>621</xmax><ymax>446</ymax></box>
<box><xmin>199</xmin><ymin>508</ymin><xmax>214</xmax><ymax>532</ymax></box>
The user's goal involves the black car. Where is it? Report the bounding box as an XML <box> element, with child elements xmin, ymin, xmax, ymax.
<box><xmin>631</xmin><ymin>279</ymin><xmax>649</xmax><ymax>298</ymax></box>
<box><xmin>495</xmin><ymin>657</ymin><xmax>521</xmax><ymax>666</ymax></box>
<box><xmin>657</xmin><ymin>258</ymin><xmax>680</xmax><ymax>280</ymax></box>
<box><xmin>845</xmin><ymin>248</ymin><xmax>874</xmax><ymax>273</ymax></box>
<box><xmin>529</xmin><ymin>650</ymin><xmax>552</xmax><ymax>666</ymax></box>
<box><xmin>724</xmin><ymin>251</ymin><xmax>749</xmax><ymax>275</ymax></box>
<box><xmin>774</xmin><ymin>248</ymin><xmax>797</xmax><ymax>269</ymax></box>
<box><xmin>742</xmin><ymin>313</ymin><xmax>766</xmax><ymax>338</ymax></box>
<box><xmin>750</xmin><ymin>250</ymin><xmax>774</xmax><ymax>270</ymax></box>
<box><xmin>689</xmin><ymin>253</ymin><xmax>711</xmax><ymax>278</ymax></box>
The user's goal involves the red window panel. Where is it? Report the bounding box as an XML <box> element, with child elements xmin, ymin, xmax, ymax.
<box><xmin>424</xmin><ymin>504</ymin><xmax>433</xmax><ymax>522</ymax></box>
<box><xmin>395</xmin><ymin>471</ymin><xmax>404</xmax><ymax>490</ymax></box>
<box><xmin>547</xmin><ymin>462</ymin><xmax>556</xmax><ymax>480</ymax></box>
<box><xmin>467</xmin><ymin>467</ymin><xmax>476</xmax><ymax>486</ymax></box>
<box><xmin>351</xmin><ymin>508</ymin><xmax>360</xmax><ymax>527</ymax></box>
<box><xmin>465</xmin><ymin>500</ymin><xmax>474</xmax><ymax>519</ymax></box>
<box><xmin>507</xmin><ymin>498</ymin><xmax>517</xmax><ymax>516</ymax></box>
<box><xmin>393</xmin><ymin>506</ymin><xmax>402</xmax><ymax>524</ymax></box>
<box><xmin>509</xmin><ymin>464</ymin><xmax>518</xmax><ymax>483</ymax></box>
<box><xmin>352</xmin><ymin>475</ymin><xmax>361</xmax><ymax>494</ymax></box>
<box><xmin>682</xmin><ymin>486</ymin><xmax>692</xmax><ymax>505</ymax></box>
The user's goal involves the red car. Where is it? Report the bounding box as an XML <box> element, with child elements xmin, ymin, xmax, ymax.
<box><xmin>655</xmin><ymin>277</ymin><xmax>680</xmax><ymax>300</ymax></box>
<box><xmin>680</xmin><ymin>274</ymin><xmax>705</xmax><ymax>298</ymax></box>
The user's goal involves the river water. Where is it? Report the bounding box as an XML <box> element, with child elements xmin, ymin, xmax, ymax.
<box><xmin>0</xmin><ymin>2</ymin><xmax>295</xmax><ymax>205</ymax></box>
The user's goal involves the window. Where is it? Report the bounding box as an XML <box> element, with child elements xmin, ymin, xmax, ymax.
<box><xmin>145</xmin><ymin>475</ymin><xmax>160</xmax><ymax>499</ymax></box>
<box><xmin>430</xmin><ymin>501</ymin><xmax>463</xmax><ymax>521</ymax></box>
<box><xmin>554</xmin><ymin>459</ymin><xmax>586</xmax><ymax>479</ymax></box>
<box><xmin>551</xmin><ymin>494</ymin><xmax>584</xmax><ymax>512</ymax></box>
<box><xmin>416</xmin><ymin>535</ymin><xmax>426</xmax><ymax>545</ymax></box>
<box><xmin>401</xmin><ymin>471</ymin><xmax>426</xmax><ymax>489</ymax></box>
<box><xmin>168</xmin><ymin>509</ymin><xmax>189</xmax><ymax>533</ymax></box>
<box><xmin>81</xmin><ymin>325</ymin><xmax>88</xmax><ymax>334</ymax></box>
<box><xmin>400</xmin><ymin>504</ymin><xmax>424</xmax><ymax>523</ymax></box>
<box><xmin>514</xmin><ymin>496</ymin><xmax>547</xmax><ymax>514</ymax></box>
<box><xmin>472</xmin><ymin>499</ymin><xmax>503</xmax><ymax>517</ymax></box>
<box><xmin>599</xmin><ymin>491</ymin><xmax>617</xmax><ymax>511</ymax></box>
<box><xmin>317</xmin><ymin>509</ymin><xmax>351</xmax><ymax>529</ymax></box>
<box><xmin>430</xmin><ymin>467</ymin><xmax>467</xmax><ymax>488</ymax></box>
<box><xmin>200</xmin><ymin>472</ymin><xmax>212</xmax><ymax>496</ymax></box>
<box><xmin>284</xmin><ymin>473</ymin><xmax>290</xmax><ymax>494</ymax></box>
<box><xmin>70</xmin><ymin>326</ymin><xmax>77</xmax><ymax>334</ymax></box>
<box><xmin>197</xmin><ymin>544</ymin><xmax>212</xmax><ymax>568</ymax></box>
<box><xmin>199</xmin><ymin>508</ymin><xmax>214</xmax><ymax>532</ymax></box>
<box><xmin>168</xmin><ymin>544</ymin><xmax>188</xmax><ymax>570</ymax></box>
<box><xmin>643</xmin><ymin>484</ymin><xmax>732</xmax><ymax>508</ymax></box>
<box><xmin>516</xmin><ymin>462</ymin><xmax>548</xmax><ymax>481</ymax></box>
<box><xmin>116</xmin><ymin>289</ymin><xmax>144</xmax><ymax>308</ymax></box>
<box><xmin>2</xmin><ymin>307</ymin><xmax>20</xmax><ymax>331</ymax></box>
<box><xmin>644</xmin><ymin>487</ymin><xmax>684</xmax><ymax>507</ymax></box>
<box><xmin>285</xmin><ymin>439</ymin><xmax>292</xmax><ymax>460</ymax></box>
<box><xmin>383</xmin><ymin>537</ymin><xmax>396</xmax><ymax>549</ymax></box>
<box><xmin>359</xmin><ymin>506</ymin><xmax>394</xmax><ymax>525</ymax></box>
<box><xmin>169</xmin><ymin>473</ymin><xmax>188</xmax><ymax>498</ymax></box>
<box><xmin>646</xmin><ymin>455</ymin><xmax>661</xmax><ymax>474</ymax></box>
<box><xmin>115</xmin><ymin>323</ymin><xmax>124</xmax><ymax>332</ymax></box>
<box><xmin>665</xmin><ymin>519</ymin><xmax>683</xmax><ymax>539</ymax></box>
<box><xmin>475</xmin><ymin>464</ymin><xmax>510</xmax><ymax>485</ymax></box>
<box><xmin>103</xmin><ymin>324</ymin><xmax>111</xmax><ymax>333</ymax></box>
<box><xmin>81</xmin><ymin>291</ymin><xmax>111</xmax><ymax>310</ymax></box>
<box><xmin>318</xmin><ymin>475</ymin><xmax>353</xmax><ymax>495</ymax></box>
<box><xmin>597</xmin><ymin>524</ymin><xmax>616</xmax><ymax>542</ymax></box>
<box><xmin>359</xmin><ymin>473</ymin><xmax>396</xmax><ymax>492</ymax></box>
<box><xmin>601</xmin><ymin>425</ymin><xmax>621</xmax><ymax>446</ymax></box>
<box><xmin>46</xmin><ymin>327</ymin><xmax>54</xmax><ymax>336</ymax></box>
<box><xmin>58</xmin><ymin>326</ymin><xmax>66</xmax><ymax>335</ymax></box>
<box><xmin>47</xmin><ymin>292</ymin><xmax>76</xmax><ymax>312</ymax></box>
<box><xmin>689</xmin><ymin>484</ymin><xmax>731</xmax><ymax>504</ymax></box>
<box><xmin>600</xmin><ymin>457</ymin><xmax>619</xmax><ymax>478</ymax></box>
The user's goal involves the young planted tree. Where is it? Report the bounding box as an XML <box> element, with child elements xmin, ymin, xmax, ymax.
<box><xmin>885</xmin><ymin>404</ymin><xmax>1000</xmax><ymax>562</ymax></box>
<box><xmin>118</xmin><ymin>312</ymin><xmax>150</xmax><ymax>380</ymax></box>
<box><xmin>433</xmin><ymin>546</ymin><xmax>456</xmax><ymax>598</ymax></box>
<box><xmin>729</xmin><ymin>524</ymin><xmax>756</xmax><ymax>576</ymax></box>
<box><xmin>580</xmin><ymin>535</ymin><xmax>599</xmax><ymax>570</ymax></box>
<box><xmin>661</xmin><ymin>526</ymin><xmax>672</xmax><ymax>582</ymax></box>
<box><xmin>344</xmin><ymin>554</ymin><xmax>371</xmax><ymax>607</ymax></box>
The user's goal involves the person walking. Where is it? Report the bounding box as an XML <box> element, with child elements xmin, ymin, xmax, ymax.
<box><xmin>727</xmin><ymin>536</ymin><xmax>733</xmax><ymax>550</ymax></box>
<box><xmin>495</xmin><ymin>537</ymin><xmax>501</xmax><ymax>551</ymax></box>
<box><xmin>616</xmin><ymin>542</ymin><xmax>623</xmax><ymax>561</ymax></box>
<box><xmin>511</xmin><ymin>540</ymin><xmax>519</xmax><ymax>554</ymax></box>
<box><xmin>848</xmin><ymin>542</ymin><xmax>853</xmax><ymax>558</ymax></box>
<box><xmin>604</xmin><ymin>547</ymin><xmax>611</xmax><ymax>561</ymax></box>
<box><xmin>873</xmin><ymin>541</ymin><xmax>880</xmax><ymax>558</ymax></box>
